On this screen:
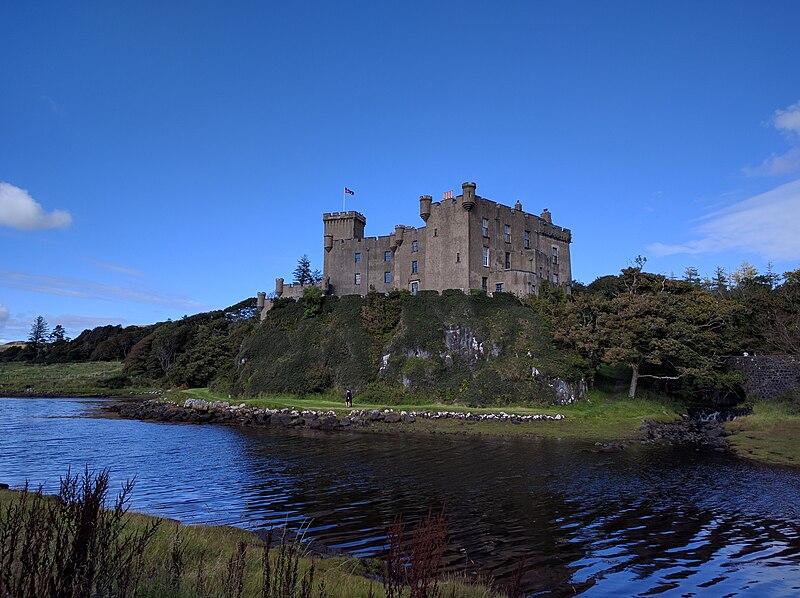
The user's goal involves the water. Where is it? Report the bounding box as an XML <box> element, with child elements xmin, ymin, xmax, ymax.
<box><xmin>1</xmin><ymin>397</ymin><xmax>799</xmax><ymax>596</ymax></box>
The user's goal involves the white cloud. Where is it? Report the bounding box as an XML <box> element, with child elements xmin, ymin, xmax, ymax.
<box><xmin>0</xmin><ymin>182</ymin><xmax>73</xmax><ymax>230</ymax></box>
<box><xmin>0</xmin><ymin>303</ymin><xmax>9</xmax><ymax>326</ymax></box>
<box><xmin>744</xmin><ymin>147</ymin><xmax>800</xmax><ymax>177</ymax></box>
<box><xmin>88</xmin><ymin>259</ymin><xmax>144</xmax><ymax>278</ymax></box>
<box><xmin>774</xmin><ymin>101</ymin><xmax>800</xmax><ymax>137</ymax></box>
<box><xmin>648</xmin><ymin>179</ymin><xmax>800</xmax><ymax>261</ymax></box>
<box><xmin>745</xmin><ymin>100</ymin><xmax>800</xmax><ymax>176</ymax></box>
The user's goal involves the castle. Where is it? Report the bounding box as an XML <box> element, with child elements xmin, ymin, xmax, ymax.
<box><xmin>258</xmin><ymin>181</ymin><xmax>572</xmax><ymax>313</ymax></box>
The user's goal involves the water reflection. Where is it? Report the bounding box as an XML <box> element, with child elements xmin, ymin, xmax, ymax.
<box><xmin>1</xmin><ymin>398</ymin><xmax>798</xmax><ymax>596</ymax></box>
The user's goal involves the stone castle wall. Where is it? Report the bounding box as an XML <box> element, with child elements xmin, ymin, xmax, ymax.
<box><xmin>728</xmin><ymin>355</ymin><xmax>800</xmax><ymax>400</ymax></box>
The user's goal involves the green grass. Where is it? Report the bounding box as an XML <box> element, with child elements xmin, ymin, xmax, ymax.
<box><xmin>0</xmin><ymin>489</ymin><xmax>505</xmax><ymax>598</ymax></box>
<box><xmin>0</xmin><ymin>362</ymin><xmax>155</xmax><ymax>397</ymax></box>
<box><xmin>725</xmin><ymin>402</ymin><xmax>800</xmax><ymax>467</ymax></box>
<box><xmin>183</xmin><ymin>387</ymin><xmax>682</xmax><ymax>442</ymax></box>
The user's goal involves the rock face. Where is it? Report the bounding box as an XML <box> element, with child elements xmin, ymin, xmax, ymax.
<box><xmin>442</xmin><ymin>325</ymin><xmax>500</xmax><ymax>369</ymax></box>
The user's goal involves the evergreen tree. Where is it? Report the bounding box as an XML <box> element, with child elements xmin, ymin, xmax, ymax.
<box><xmin>49</xmin><ymin>324</ymin><xmax>68</xmax><ymax>344</ymax></box>
<box><xmin>293</xmin><ymin>255</ymin><xmax>315</xmax><ymax>285</ymax></box>
<box><xmin>28</xmin><ymin>316</ymin><xmax>50</xmax><ymax>356</ymax></box>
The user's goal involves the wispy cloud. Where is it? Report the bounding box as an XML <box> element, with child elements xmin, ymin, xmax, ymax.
<box><xmin>0</xmin><ymin>304</ymin><xmax>9</xmax><ymax>327</ymax></box>
<box><xmin>0</xmin><ymin>182</ymin><xmax>73</xmax><ymax>230</ymax></box>
<box><xmin>0</xmin><ymin>270</ymin><xmax>207</xmax><ymax>312</ymax></box>
<box><xmin>648</xmin><ymin>179</ymin><xmax>800</xmax><ymax>261</ymax></box>
<box><xmin>88</xmin><ymin>259</ymin><xmax>145</xmax><ymax>278</ymax></box>
<box><xmin>744</xmin><ymin>100</ymin><xmax>800</xmax><ymax>176</ymax></box>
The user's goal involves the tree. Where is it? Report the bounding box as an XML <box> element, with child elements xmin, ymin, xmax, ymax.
<box><xmin>683</xmin><ymin>266</ymin><xmax>701</xmax><ymax>287</ymax></box>
<box><xmin>49</xmin><ymin>324</ymin><xmax>68</xmax><ymax>344</ymax></box>
<box><xmin>557</xmin><ymin>266</ymin><xmax>742</xmax><ymax>398</ymax></box>
<box><xmin>28</xmin><ymin>316</ymin><xmax>50</xmax><ymax>356</ymax></box>
<box><xmin>293</xmin><ymin>255</ymin><xmax>317</xmax><ymax>285</ymax></box>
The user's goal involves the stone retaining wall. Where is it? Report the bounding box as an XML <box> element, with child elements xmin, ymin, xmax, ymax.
<box><xmin>728</xmin><ymin>354</ymin><xmax>800</xmax><ymax>400</ymax></box>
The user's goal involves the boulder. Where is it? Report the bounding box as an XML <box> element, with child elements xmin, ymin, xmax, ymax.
<box><xmin>384</xmin><ymin>413</ymin><xmax>401</xmax><ymax>423</ymax></box>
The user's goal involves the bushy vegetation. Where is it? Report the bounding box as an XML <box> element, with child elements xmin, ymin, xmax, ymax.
<box><xmin>553</xmin><ymin>260</ymin><xmax>800</xmax><ymax>405</ymax></box>
<box><xmin>237</xmin><ymin>290</ymin><xmax>586</xmax><ymax>406</ymax></box>
<box><xmin>121</xmin><ymin>298</ymin><xmax>258</xmax><ymax>391</ymax></box>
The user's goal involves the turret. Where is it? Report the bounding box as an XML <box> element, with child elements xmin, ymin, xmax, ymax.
<box><xmin>462</xmin><ymin>182</ymin><xmax>476</xmax><ymax>211</ymax></box>
<box><xmin>275</xmin><ymin>277</ymin><xmax>284</xmax><ymax>297</ymax></box>
<box><xmin>257</xmin><ymin>292</ymin><xmax>266</xmax><ymax>310</ymax></box>
<box><xmin>514</xmin><ymin>199</ymin><xmax>523</xmax><ymax>211</ymax></box>
<box><xmin>419</xmin><ymin>195</ymin><xmax>432</xmax><ymax>222</ymax></box>
<box><xmin>324</xmin><ymin>233</ymin><xmax>333</xmax><ymax>252</ymax></box>
<box><xmin>394</xmin><ymin>225</ymin><xmax>405</xmax><ymax>246</ymax></box>
<box><xmin>540</xmin><ymin>208</ymin><xmax>552</xmax><ymax>224</ymax></box>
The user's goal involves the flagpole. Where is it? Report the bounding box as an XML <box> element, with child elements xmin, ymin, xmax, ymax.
<box><xmin>342</xmin><ymin>187</ymin><xmax>346</xmax><ymax>212</ymax></box>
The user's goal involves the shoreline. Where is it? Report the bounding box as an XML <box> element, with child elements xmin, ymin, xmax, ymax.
<box><xmin>100</xmin><ymin>396</ymin><xmax>733</xmax><ymax>455</ymax></box>
<box><xmin>6</xmin><ymin>391</ymin><xmax>795</xmax><ymax>467</ymax></box>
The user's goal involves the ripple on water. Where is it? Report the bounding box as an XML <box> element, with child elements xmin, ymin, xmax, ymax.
<box><xmin>2</xmin><ymin>398</ymin><xmax>800</xmax><ymax>596</ymax></box>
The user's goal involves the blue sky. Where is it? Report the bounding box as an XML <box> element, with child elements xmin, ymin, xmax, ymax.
<box><xmin>2</xmin><ymin>1</ymin><xmax>800</xmax><ymax>341</ymax></box>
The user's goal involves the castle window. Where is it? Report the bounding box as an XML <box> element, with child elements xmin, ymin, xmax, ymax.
<box><xmin>524</xmin><ymin>231</ymin><xmax>530</xmax><ymax>249</ymax></box>
<box><xmin>495</xmin><ymin>282</ymin><xmax>504</xmax><ymax>293</ymax></box>
<box><xmin>552</xmin><ymin>273</ymin><xmax>559</xmax><ymax>284</ymax></box>
<box><xmin>434</xmin><ymin>228</ymin><xmax>438</xmax><ymax>237</ymax></box>
<box><xmin>355</xmin><ymin>252</ymin><xmax>361</xmax><ymax>263</ymax></box>
<box><xmin>482</xmin><ymin>218</ymin><xmax>489</xmax><ymax>238</ymax></box>
<box><xmin>504</xmin><ymin>225</ymin><xmax>511</xmax><ymax>243</ymax></box>
<box><xmin>412</xmin><ymin>240</ymin><xmax>418</xmax><ymax>252</ymax></box>
<box><xmin>505</xmin><ymin>252</ymin><xmax>511</xmax><ymax>270</ymax></box>
<box><xmin>384</xmin><ymin>271</ymin><xmax>391</xmax><ymax>284</ymax></box>
<box><xmin>482</xmin><ymin>247</ymin><xmax>489</xmax><ymax>267</ymax></box>
<box><xmin>482</xmin><ymin>277</ymin><xmax>488</xmax><ymax>291</ymax></box>
<box><xmin>384</xmin><ymin>251</ymin><xmax>392</xmax><ymax>261</ymax></box>
<box><xmin>412</xmin><ymin>260</ymin><xmax>418</xmax><ymax>274</ymax></box>
<box><xmin>552</xmin><ymin>246</ymin><xmax>559</xmax><ymax>265</ymax></box>
<box><xmin>411</xmin><ymin>281</ymin><xmax>419</xmax><ymax>295</ymax></box>
<box><xmin>456</xmin><ymin>252</ymin><xmax>460</xmax><ymax>263</ymax></box>
<box><xmin>355</xmin><ymin>273</ymin><xmax>361</xmax><ymax>285</ymax></box>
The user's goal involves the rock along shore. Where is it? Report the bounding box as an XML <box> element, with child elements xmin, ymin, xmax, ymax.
<box><xmin>106</xmin><ymin>398</ymin><xmax>565</xmax><ymax>431</ymax></box>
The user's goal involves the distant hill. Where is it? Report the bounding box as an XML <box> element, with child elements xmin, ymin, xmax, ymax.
<box><xmin>0</xmin><ymin>341</ymin><xmax>26</xmax><ymax>352</ymax></box>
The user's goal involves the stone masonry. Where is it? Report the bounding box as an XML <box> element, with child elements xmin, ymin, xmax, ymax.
<box><xmin>728</xmin><ymin>355</ymin><xmax>800</xmax><ymax>400</ymax></box>
<box><xmin>258</xmin><ymin>181</ymin><xmax>572</xmax><ymax>315</ymax></box>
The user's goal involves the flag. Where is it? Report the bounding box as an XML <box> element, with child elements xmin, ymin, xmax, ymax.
<box><xmin>344</xmin><ymin>187</ymin><xmax>355</xmax><ymax>195</ymax></box>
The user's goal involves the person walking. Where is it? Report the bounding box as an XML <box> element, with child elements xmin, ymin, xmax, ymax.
<box><xmin>345</xmin><ymin>388</ymin><xmax>352</xmax><ymax>408</ymax></box>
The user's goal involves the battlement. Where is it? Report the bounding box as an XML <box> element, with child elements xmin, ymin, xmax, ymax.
<box><xmin>323</xmin><ymin>211</ymin><xmax>366</xmax><ymax>222</ymax></box>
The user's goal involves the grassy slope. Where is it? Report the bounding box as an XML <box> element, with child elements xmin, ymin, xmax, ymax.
<box><xmin>725</xmin><ymin>402</ymin><xmax>800</xmax><ymax>467</ymax></box>
<box><xmin>184</xmin><ymin>387</ymin><xmax>681</xmax><ymax>442</ymax></box>
<box><xmin>0</xmin><ymin>362</ymin><xmax>155</xmax><ymax>397</ymax></box>
<box><xmin>0</xmin><ymin>490</ymin><xmax>504</xmax><ymax>598</ymax></box>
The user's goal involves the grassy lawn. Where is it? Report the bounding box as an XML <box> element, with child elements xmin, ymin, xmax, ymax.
<box><xmin>182</xmin><ymin>387</ymin><xmax>682</xmax><ymax>442</ymax></box>
<box><xmin>0</xmin><ymin>488</ymin><xmax>504</xmax><ymax>598</ymax></box>
<box><xmin>725</xmin><ymin>402</ymin><xmax>800</xmax><ymax>467</ymax></box>
<box><xmin>0</xmin><ymin>361</ymin><xmax>155</xmax><ymax>397</ymax></box>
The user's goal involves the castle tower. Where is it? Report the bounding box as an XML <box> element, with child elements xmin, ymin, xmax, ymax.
<box><xmin>323</xmin><ymin>211</ymin><xmax>367</xmax><ymax>293</ymax></box>
<box><xmin>323</xmin><ymin>211</ymin><xmax>366</xmax><ymax>241</ymax></box>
